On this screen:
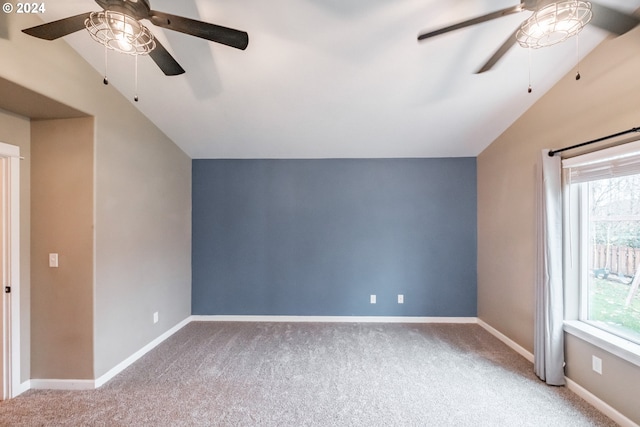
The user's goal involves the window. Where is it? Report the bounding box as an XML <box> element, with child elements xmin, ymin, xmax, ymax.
<box><xmin>580</xmin><ymin>175</ymin><xmax>640</xmax><ymax>343</ymax></box>
<box><xmin>564</xmin><ymin>141</ymin><xmax>640</xmax><ymax>350</ymax></box>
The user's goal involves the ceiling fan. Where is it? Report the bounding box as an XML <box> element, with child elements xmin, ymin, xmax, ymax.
<box><xmin>417</xmin><ymin>0</ymin><xmax>640</xmax><ymax>74</ymax></box>
<box><xmin>22</xmin><ymin>0</ymin><xmax>249</xmax><ymax>76</ymax></box>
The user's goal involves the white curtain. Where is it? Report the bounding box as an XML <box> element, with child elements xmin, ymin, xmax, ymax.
<box><xmin>534</xmin><ymin>149</ymin><xmax>565</xmax><ymax>385</ymax></box>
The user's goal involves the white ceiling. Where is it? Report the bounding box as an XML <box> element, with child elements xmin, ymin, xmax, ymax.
<box><xmin>30</xmin><ymin>0</ymin><xmax>640</xmax><ymax>158</ymax></box>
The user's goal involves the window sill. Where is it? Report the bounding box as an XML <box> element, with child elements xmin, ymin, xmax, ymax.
<box><xmin>564</xmin><ymin>320</ymin><xmax>640</xmax><ymax>368</ymax></box>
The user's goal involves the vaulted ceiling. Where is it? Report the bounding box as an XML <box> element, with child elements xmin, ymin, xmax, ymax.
<box><xmin>23</xmin><ymin>0</ymin><xmax>640</xmax><ymax>158</ymax></box>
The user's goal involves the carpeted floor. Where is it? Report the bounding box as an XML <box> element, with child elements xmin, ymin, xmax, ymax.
<box><xmin>0</xmin><ymin>322</ymin><xmax>618</xmax><ymax>426</ymax></box>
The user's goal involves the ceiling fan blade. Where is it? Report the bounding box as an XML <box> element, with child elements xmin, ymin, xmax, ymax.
<box><xmin>589</xmin><ymin>2</ymin><xmax>640</xmax><ymax>36</ymax></box>
<box><xmin>475</xmin><ymin>28</ymin><xmax>519</xmax><ymax>74</ymax></box>
<box><xmin>148</xmin><ymin>11</ymin><xmax>249</xmax><ymax>50</ymax></box>
<box><xmin>418</xmin><ymin>4</ymin><xmax>524</xmax><ymax>41</ymax></box>
<box><xmin>148</xmin><ymin>38</ymin><xmax>185</xmax><ymax>76</ymax></box>
<box><xmin>22</xmin><ymin>12</ymin><xmax>92</xmax><ymax>40</ymax></box>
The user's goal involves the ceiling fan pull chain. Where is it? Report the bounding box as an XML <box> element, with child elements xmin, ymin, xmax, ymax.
<box><xmin>575</xmin><ymin>34</ymin><xmax>581</xmax><ymax>81</ymax></box>
<box><xmin>103</xmin><ymin>43</ymin><xmax>109</xmax><ymax>85</ymax></box>
<box><xmin>527</xmin><ymin>47</ymin><xmax>532</xmax><ymax>94</ymax></box>
<box><xmin>134</xmin><ymin>55</ymin><xmax>139</xmax><ymax>102</ymax></box>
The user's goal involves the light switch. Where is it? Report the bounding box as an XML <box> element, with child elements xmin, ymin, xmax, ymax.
<box><xmin>49</xmin><ymin>253</ymin><xmax>58</xmax><ymax>268</ymax></box>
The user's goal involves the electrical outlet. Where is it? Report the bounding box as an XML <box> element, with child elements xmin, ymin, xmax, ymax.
<box><xmin>398</xmin><ymin>294</ymin><xmax>404</xmax><ymax>304</ymax></box>
<box><xmin>592</xmin><ymin>355</ymin><xmax>602</xmax><ymax>374</ymax></box>
<box><xmin>153</xmin><ymin>312</ymin><xmax>159</xmax><ymax>324</ymax></box>
<box><xmin>370</xmin><ymin>295</ymin><xmax>376</xmax><ymax>304</ymax></box>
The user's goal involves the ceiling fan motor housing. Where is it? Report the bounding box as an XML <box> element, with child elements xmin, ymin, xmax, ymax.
<box><xmin>94</xmin><ymin>0</ymin><xmax>152</xmax><ymax>21</ymax></box>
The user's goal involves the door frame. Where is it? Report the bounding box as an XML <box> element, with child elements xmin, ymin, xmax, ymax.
<box><xmin>0</xmin><ymin>141</ymin><xmax>20</xmax><ymax>399</ymax></box>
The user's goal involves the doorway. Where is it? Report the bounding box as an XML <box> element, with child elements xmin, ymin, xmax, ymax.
<box><xmin>0</xmin><ymin>141</ymin><xmax>20</xmax><ymax>400</ymax></box>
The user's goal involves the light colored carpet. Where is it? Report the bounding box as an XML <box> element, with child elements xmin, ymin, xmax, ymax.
<box><xmin>0</xmin><ymin>322</ymin><xmax>618</xmax><ymax>426</ymax></box>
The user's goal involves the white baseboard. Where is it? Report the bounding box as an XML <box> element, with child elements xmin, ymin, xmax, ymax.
<box><xmin>29</xmin><ymin>317</ymin><xmax>191</xmax><ymax>391</ymax></box>
<box><xmin>23</xmin><ymin>317</ymin><xmax>536</xmax><ymax>393</ymax></box>
<box><xmin>94</xmin><ymin>316</ymin><xmax>191</xmax><ymax>388</ymax></box>
<box><xmin>477</xmin><ymin>320</ymin><xmax>639</xmax><ymax>426</ymax></box>
<box><xmin>191</xmin><ymin>315</ymin><xmax>478</xmax><ymax>324</ymax></box>
<box><xmin>31</xmin><ymin>379</ymin><xmax>95</xmax><ymax>391</ymax></box>
<box><xmin>15</xmin><ymin>380</ymin><xmax>31</xmax><ymax>397</ymax></box>
<box><xmin>24</xmin><ymin>316</ymin><xmax>476</xmax><ymax>392</ymax></box>
<box><xmin>565</xmin><ymin>377</ymin><xmax>639</xmax><ymax>427</ymax></box>
<box><xmin>477</xmin><ymin>318</ymin><xmax>535</xmax><ymax>363</ymax></box>
<box><xmin>21</xmin><ymin>314</ymin><xmax>640</xmax><ymax>427</ymax></box>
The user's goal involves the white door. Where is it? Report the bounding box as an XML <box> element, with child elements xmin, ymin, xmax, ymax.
<box><xmin>0</xmin><ymin>142</ymin><xmax>20</xmax><ymax>400</ymax></box>
<box><xmin>0</xmin><ymin>156</ymin><xmax>4</xmax><ymax>399</ymax></box>
<box><xmin>0</xmin><ymin>156</ymin><xmax>5</xmax><ymax>399</ymax></box>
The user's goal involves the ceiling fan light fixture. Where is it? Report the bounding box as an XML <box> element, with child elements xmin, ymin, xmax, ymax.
<box><xmin>85</xmin><ymin>11</ymin><xmax>156</xmax><ymax>55</ymax></box>
<box><xmin>516</xmin><ymin>1</ymin><xmax>592</xmax><ymax>49</ymax></box>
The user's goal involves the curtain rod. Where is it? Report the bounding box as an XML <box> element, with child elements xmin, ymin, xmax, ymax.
<box><xmin>548</xmin><ymin>127</ymin><xmax>640</xmax><ymax>157</ymax></box>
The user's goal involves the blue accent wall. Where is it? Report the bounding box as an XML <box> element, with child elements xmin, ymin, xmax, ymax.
<box><xmin>192</xmin><ymin>158</ymin><xmax>477</xmax><ymax>316</ymax></box>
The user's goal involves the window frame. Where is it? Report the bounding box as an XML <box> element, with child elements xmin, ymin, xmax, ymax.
<box><xmin>562</xmin><ymin>140</ymin><xmax>640</xmax><ymax>368</ymax></box>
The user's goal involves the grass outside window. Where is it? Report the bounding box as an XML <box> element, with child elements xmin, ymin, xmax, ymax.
<box><xmin>588</xmin><ymin>277</ymin><xmax>640</xmax><ymax>344</ymax></box>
